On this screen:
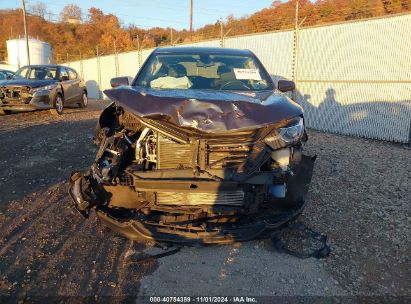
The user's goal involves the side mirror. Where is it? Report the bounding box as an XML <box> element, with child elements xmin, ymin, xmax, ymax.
<box><xmin>6</xmin><ymin>75</ymin><xmax>13</xmax><ymax>80</ymax></box>
<box><xmin>60</xmin><ymin>75</ymin><xmax>69</xmax><ymax>81</ymax></box>
<box><xmin>277</xmin><ymin>80</ymin><xmax>295</xmax><ymax>92</ymax></box>
<box><xmin>110</xmin><ymin>76</ymin><xmax>131</xmax><ymax>88</ymax></box>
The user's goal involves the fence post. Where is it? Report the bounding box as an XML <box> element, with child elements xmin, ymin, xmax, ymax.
<box><xmin>17</xmin><ymin>35</ymin><xmax>21</xmax><ymax>68</ymax></box>
<box><xmin>408</xmin><ymin>119</ymin><xmax>411</xmax><ymax>148</ymax></box>
<box><xmin>136</xmin><ymin>36</ymin><xmax>142</xmax><ymax>68</ymax></box>
<box><xmin>292</xmin><ymin>0</ymin><xmax>299</xmax><ymax>101</ymax></box>
<box><xmin>96</xmin><ymin>46</ymin><xmax>101</xmax><ymax>98</ymax></box>
<box><xmin>114</xmin><ymin>40</ymin><xmax>119</xmax><ymax>77</ymax></box>
<box><xmin>79</xmin><ymin>50</ymin><xmax>84</xmax><ymax>79</ymax></box>
<box><xmin>220</xmin><ymin>19</ymin><xmax>224</xmax><ymax>47</ymax></box>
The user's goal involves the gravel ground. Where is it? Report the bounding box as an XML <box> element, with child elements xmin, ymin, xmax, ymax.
<box><xmin>302</xmin><ymin>132</ymin><xmax>410</xmax><ymax>296</ymax></box>
<box><xmin>138</xmin><ymin>132</ymin><xmax>410</xmax><ymax>297</ymax></box>
<box><xmin>0</xmin><ymin>103</ymin><xmax>409</xmax><ymax>299</ymax></box>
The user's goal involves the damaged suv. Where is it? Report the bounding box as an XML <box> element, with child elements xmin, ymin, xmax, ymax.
<box><xmin>69</xmin><ymin>47</ymin><xmax>316</xmax><ymax>244</ymax></box>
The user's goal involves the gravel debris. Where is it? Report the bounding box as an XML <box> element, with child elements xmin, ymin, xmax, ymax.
<box><xmin>0</xmin><ymin>103</ymin><xmax>409</xmax><ymax>297</ymax></box>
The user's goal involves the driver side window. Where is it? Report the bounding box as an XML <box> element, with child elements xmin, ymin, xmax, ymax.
<box><xmin>60</xmin><ymin>68</ymin><xmax>69</xmax><ymax>81</ymax></box>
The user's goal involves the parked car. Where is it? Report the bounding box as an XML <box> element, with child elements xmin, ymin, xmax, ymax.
<box><xmin>0</xmin><ymin>65</ymin><xmax>87</xmax><ymax>114</ymax></box>
<box><xmin>0</xmin><ymin>69</ymin><xmax>14</xmax><ymax>80</ymax></box>
<box><xmin>69</xmin><ymin>47</ymin><xmax>316</xmax><ymax>244</ymax></box>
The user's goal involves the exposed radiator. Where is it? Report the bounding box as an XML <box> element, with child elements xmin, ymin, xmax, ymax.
<box><xmin>157</xmin><ymin>134</ymin><xmax>192</xmax><ymax>169</ymax></box>
<box><xmin>156</xmin><ymin>190</ymin><xmax>245</xmax><ymax>206</ymax></box>
<box><xmin>156</xmin><ymin>133</ymin><xmax>252</xmax><ymax>170</ymax></box>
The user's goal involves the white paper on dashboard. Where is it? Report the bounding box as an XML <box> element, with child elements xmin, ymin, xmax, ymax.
<box><xmin>233</xmin><ymin>68</ymin><xmax>262</xmax><ymax>81</ymax></box>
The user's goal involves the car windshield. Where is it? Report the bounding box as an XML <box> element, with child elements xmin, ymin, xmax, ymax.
<box><xmin>135</xmin><ymin>53</ymin><xmax>273</xmax><ymax>91</ymax></box>
<box><xmin>13</xmin><ymin>67</ymin><xmax>58</xmax><ymax>80</ymax></box>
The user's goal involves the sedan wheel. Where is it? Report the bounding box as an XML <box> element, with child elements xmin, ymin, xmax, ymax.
<box><xmin>79</xmin><ymin>92</ymin><xmax>88</xmax><ymax>108</ymax></box>
<box><xmin>54</xmin><ymin>94</ymin><xmax>64</xmax><ymax>115</ymax></box>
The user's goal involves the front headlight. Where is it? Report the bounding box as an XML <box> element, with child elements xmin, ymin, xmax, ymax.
<box><xmin>30</xmin><ymin>84</ymin><xmax>57</xmax><ymax>94</ymax></box>
<box><xmin>278</xmin><ymin>117</ymin><xmax>304</xmax><ymax>144</ymax></box>
<box><xmin>264</xmin><ymin>117</ymin><xmax>304</xmax><ymax>148</ymax></box>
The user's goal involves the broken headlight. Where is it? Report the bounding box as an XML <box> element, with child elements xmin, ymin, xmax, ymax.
<box><xmin>30</xmin><ymin>84</ymin><xmax>57</xmax><ymax>94</ymax></box>
<box><xmin>265</xmin><ymin>117</ymin><xmax>304</xmax><ymax>148</ymax></box>
<box><xmin>278</xmin><ymin>117</ymin><xmax>304</xmax><ymax>144</ymax></box>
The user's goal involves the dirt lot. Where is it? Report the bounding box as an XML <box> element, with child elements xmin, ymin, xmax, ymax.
<box><xmin>0</xmin><ymin>101</ymin><xmax>410</xmax><ymax>299</ymax></box>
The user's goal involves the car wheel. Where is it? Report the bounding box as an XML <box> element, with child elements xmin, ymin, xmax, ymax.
<box><xmin>79</xmin><ymin>91</ymin><xmax>88</xmax><ymax>108</ymax></box>
<box><xmin>52</xmin><ymin>94</ymin><xmax>64</xmax><ymax>115</ymax></box>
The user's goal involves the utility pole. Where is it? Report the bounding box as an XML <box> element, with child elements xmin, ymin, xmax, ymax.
<box><xmin>22</xmin><ymin>0</ymin><xmax>30</xmax><ymax>65</ymax></box>
<box><xmin>292</xmin><ymin>0</ymin><xmax>299</xmax><ymax>86</ymax></box>
<box><xmin>190</xmin><ymin>0</ymin><xmax>193</xmax><ymax>41</ymax></box>
<box><xmin>218</xmin><ymin>19</ymin><xmax>231</xmax><ymax>48</ymax></box>
<box><xmin>295</xmin><ymin>0</ymin><xmax>299</xmax><ymax>31</ymax></box>
<box><xmin>170</xmin><ymin>28</ymin><xmax>173</xmax><ymax>45</ymax></box>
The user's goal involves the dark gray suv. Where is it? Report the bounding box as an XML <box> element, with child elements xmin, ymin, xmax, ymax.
<box><xmin>0</xmin><ymin>65</ymin><xmax>87</xmax><ymax>115</ymax></box>
<box><xmin>69</xmin><ymin>47</ymin><xmax>316</xmax><ymax>244</ymax></box>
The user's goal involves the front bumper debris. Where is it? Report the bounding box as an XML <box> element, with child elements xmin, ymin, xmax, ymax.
<box><xmin>69</xmin><ymin>154</ymin><xmax>316</xmax><ymax>244</ymax></box>
<box><xmin>0</xmin><ymin>95</ymin><xmax>51</xmax><ymax>112</ymax></box>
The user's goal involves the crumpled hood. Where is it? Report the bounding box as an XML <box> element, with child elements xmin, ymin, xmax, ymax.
<box><xmin>104</xmin><ymin>86</ymin><xmax>303</xmax><ymax>133</ymax></box>
<box><xmin>0</xmin><ymin>79</ymin><xmax>57</xmax><ymax>88</ymax></box>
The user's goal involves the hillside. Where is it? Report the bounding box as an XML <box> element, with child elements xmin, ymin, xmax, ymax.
<box><xmin>0</xmin><ymin>0</ymin><xmax>409</xmax><ymax>63</ymax></box>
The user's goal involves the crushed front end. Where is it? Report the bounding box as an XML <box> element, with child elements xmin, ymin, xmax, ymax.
<box><xmin>0</xmin><ymin>85</ymin><xmax>54</xmax><ymax>112</ymax></box>
<box><xmin>69</xmin><ymin>89</ymin><xmax>316</xmax><ymax>244</ymax></box>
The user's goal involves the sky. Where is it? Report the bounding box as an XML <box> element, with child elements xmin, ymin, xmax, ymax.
<box><xmin>1</xmin><ymin>0</ymin><xmax>275</xmax><ymax>30</ymax></box>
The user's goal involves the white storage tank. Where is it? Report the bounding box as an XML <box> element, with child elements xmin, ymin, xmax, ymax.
<box><xmin>6</xmin><ymin>38</ymin><xmax>52</xmax><ymax>67</ymax></box>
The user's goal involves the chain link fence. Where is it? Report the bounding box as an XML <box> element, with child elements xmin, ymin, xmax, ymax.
<box><xmin>65</xmin><ymin>13</ymin><xmax>411</xmax><ymax>144</ymax></box>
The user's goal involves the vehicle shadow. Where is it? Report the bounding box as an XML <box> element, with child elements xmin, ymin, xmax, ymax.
<box><xmin>270</xmin><ymin>75</ymin><xmax>411</xmax><ymax>144</ymax></box>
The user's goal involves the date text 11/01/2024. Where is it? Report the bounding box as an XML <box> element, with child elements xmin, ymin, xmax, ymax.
<box><xmin>149</xmin><ymin>296</ymin><xmax>257</xmax><ymax>303</ymax></box>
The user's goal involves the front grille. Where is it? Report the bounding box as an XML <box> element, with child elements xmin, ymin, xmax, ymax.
<box><xmin>1</xmin><ymin>86</ymin><xmax>31</xmax><ymax>104</ymax></box>
<box><xmin>1</xmin><ymin>86</ymin><xmax>30</xmax><ymax>99</ymax></box>
<box><xmin>156</xmin><ymin>190</ymin><xmax>245</xmax><ymax>206</ymax></box>
<box><xmin>208</xmin><ymin>145</ymin><xmax>250</xmax><ymax>168</ymax></box>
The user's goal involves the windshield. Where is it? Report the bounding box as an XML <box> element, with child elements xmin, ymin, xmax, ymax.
<box><xmin>135</xmin><ymin>53</ymin><xmax>273</xmax><ymax>91</ymax></box>
<box><xmin>13</xmin><ymin>67</ymin><xmax>58</xmax><ymax>80</ymax></box>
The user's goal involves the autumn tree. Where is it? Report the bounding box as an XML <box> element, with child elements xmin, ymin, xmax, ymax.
<box><xmin>29</xmin><ymin>2</ymin><xmax>47</xmax><ymax>18</ymax></box>
<box><xmin>383</xmin><ymin>0</ymin><xmax>405</xmax><ymax>12</ymax></box>
<box><xmin>1</xmin><ymin>0</ymin><xmax>410</xmax><ymax>63</ymax></box>
<box><xmin>60</xmin><ymin>4</ymin><xmax>82</xmax><ymax>22</ymax></box>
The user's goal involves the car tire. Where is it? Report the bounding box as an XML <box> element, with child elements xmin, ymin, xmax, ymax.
<box><xmin>79</xmin><ymin>91</ymin><xmax>88</xmax><ymax>108</ymax></box>
<box><xmin>51</xmin><ymin>94</ymin><xmax>64</xmax><ymax>115</ymax></box>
